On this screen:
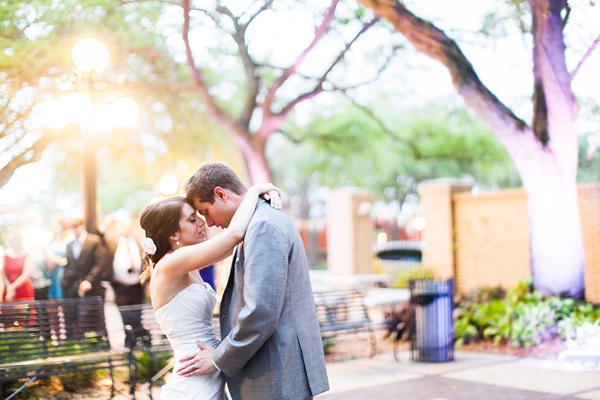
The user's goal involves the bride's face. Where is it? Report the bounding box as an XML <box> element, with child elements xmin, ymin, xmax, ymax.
<box><xmin>177</xmin><ymin>203</ymin><xmax>207</xmax><ymax>247</ymax></box>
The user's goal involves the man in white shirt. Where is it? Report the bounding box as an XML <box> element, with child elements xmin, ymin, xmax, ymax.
<box><xmin>104</xmin><ymin>217</ymin><xmax>148</xmax><ymax>349</ymax></box>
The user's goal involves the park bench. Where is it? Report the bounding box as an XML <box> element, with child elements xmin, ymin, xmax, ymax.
<box><xmin>314</xmin><ymin>289</ymin><xmax>378</xmax><ymax>357</ymax></box>
<box><xmin>0</xmin><ymin>296</ymin><xmax>130</xmax><ymax>399</ymax></box>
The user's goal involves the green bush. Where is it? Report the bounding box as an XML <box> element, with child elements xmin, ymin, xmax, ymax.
<box><xmin>135</xmin><ymin>350</ymin><xmax>172</xmax><ymax>381</ymax></box>
<box><xmin>394</xmin><ymin>268</ymin><xmax>435</xmax><ymax>288</ymax></box>
<box><xmin>321</xmin><ymin>333</ymin><xmax>337</xmax><ymax>355</ymax></box>
<box><xmin>59</xmin><ymin>370</ymin><xmax>103</xmax><ymax>392</ymax></box>
<box><xmin>454</xmin><ymin>278</ymin><xmax>600</xmax><ymax>348</ymax></box>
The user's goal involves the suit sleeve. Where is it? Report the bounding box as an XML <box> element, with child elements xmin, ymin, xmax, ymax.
<box><xmin>212</xmin><ymin>219</ymin><xmax>287</xmax><ymax>376</ymax></box>
<box><xmin>84</xmin><ymin>238</ymin><xmax>111</xmax><ymax>284</ymax></box>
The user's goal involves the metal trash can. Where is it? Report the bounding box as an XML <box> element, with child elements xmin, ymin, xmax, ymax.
<box><xmin>409</xmin><ymin>279</ymin><xmax>454</xmax><ymax>362</ymax></box>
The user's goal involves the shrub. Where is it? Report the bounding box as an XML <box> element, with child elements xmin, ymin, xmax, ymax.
<box><xmin>135</xmin><ymin>350</ymin><xmax>172</xmax><ymax>382</ymax></box>
<box><xmin>453</xmin><ymin>278</ymin><xmax>600</xmax><ymax>348</ymax></box>
<box><xmin>394</xmin><ymin>268</ymin><xmax>435</xmax><ymax>288</ymax></box>
<box><xmin>322</xmin><ymin>333</ymin><xmax>337</xmax><ymax>355</ymax></box>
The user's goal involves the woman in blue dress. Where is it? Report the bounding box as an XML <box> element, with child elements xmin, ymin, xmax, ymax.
<box><xmin>46</xmin><ymin>214</ymin><xmax>72</xmax><ymax>299</ymax></box>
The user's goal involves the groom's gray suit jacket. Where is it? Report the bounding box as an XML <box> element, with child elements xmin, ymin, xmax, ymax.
<box><xmin>212</xmin><ymin>198</ymin><xmax>329</xmax><ymax>400</ymax></box>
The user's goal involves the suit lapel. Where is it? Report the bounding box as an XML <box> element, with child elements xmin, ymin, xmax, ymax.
<box><xmin>220</xmin><ymin>242</ymin><xmax>244</xmax><ymax>337</ymax></box>
<box><xmin>76</xmin><ymin>238</ymin><xmax>88</xmax><ymax>267</ymax></box>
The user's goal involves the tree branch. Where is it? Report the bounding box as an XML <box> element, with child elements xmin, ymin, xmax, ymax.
<box><xmin>273</xmin><ymin>16</ymin><xmax>380</xmax><ymax>129</ymax></box>
<box><xmin>340</xmin><ymin>43</ymin><xmax>400</xmax><ymax>90</ymax></box>
<box><xmin>181</xmin><ymin>0</ymin><xmax>246</xmax><ymax>140</ymax></box>
<box><xmin>216</xmin><ymin>5</ymin><xmax>261</xmax><ymax>130</ymax></box>
<box><xmin>341</xmin><ymin>92</ymin><xmax>423</xmax><ymax>159</ymax></box>
<box><xmin>570</xmin><ymin>32</ymin><xmax>600</xmax><ymax>79</ymax></box>
<box><xmin>243</xmin><ymin>0</ymin><xmax>275</xmax><ymax>27</ymax></box>
<box><xmin>357</xmin><ymin>0</ymin><xmax>529</xmax><ymax>149</ymax></box>
<box><xmin>262</xmin><ymin>0</ymin><xmax>340</xmax><ymax>113</ymax></box>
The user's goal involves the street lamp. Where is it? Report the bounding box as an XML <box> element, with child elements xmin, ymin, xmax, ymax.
<box><xmin>158</xmin><ymin>174</ymin><xmax>179</xmax><ymax>196</ymax></box>
<box><xmin>42</xmin><ymin>38</ymin><xmax>139</xmax><ymax>234</ymax></box>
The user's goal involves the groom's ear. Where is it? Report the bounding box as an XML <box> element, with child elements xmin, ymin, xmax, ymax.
<box><xmin>214</xmin><ymin>187</ymin><xmax>227</xmax><ymax>202</ymax></box>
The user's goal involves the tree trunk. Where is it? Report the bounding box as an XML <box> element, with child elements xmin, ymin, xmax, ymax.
<box><xmin>236</xmin><ymin>135</ymin><xmax>272</xmax><ymax>184</ymax></box>
<box><xmin>358</xmin><ymin>0</ymin><xmax>585</xmax><ymax>296</ymax></box>
<box><xmin>520</xmin><ymin>156</ymin><xmax>584</xmax><ymax>297</ymax></box>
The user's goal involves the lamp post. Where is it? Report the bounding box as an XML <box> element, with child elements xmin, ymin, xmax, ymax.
<box><xmin>42</xmin><ymin>38</ymin><xmax>139</xmax><ymax>234</ymax></box>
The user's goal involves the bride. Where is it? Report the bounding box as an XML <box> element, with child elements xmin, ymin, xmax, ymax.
<box><xmin>138</xmin><ymin>183</ymin><xmax>281</xmax><ymax>400</ymax></box>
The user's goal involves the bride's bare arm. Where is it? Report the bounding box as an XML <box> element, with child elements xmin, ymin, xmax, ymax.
<box><xmin>161</xmin><ymin>183</ymin><xmax>280</xmax><ymax>276</ymax></box>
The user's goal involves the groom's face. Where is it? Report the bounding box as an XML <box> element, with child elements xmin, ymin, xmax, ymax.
<box><xmin>192</xmin><ymin>196</ymin><xmax>233</xmax><ymax>229</ymax></box>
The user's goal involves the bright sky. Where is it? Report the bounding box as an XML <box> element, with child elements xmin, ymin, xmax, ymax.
<box><xmin>1</xmin><ymin>0</ymin><xmax>599</xmax><ymax>208</ymax></box>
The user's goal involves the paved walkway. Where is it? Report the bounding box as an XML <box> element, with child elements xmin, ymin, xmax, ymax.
<box><xmin>110</xmin><ymin>350</ymin><xmax>600</xmax><ymax>400</ymax></box>
<box><xmin>317</xmin><ymin>351</ymin><xmax>600</xmax><ymax>400</ymax></box>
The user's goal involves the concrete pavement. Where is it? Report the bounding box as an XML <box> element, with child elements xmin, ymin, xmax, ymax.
<box><xmin>318</xmin><ymin>350</ymin><xmax>600</xmax><ymax>400</ymax></box>
<box><xmin>110</xmin><ymin>350</ymin><xmax>600</xmax><ymax>399</ymax></box>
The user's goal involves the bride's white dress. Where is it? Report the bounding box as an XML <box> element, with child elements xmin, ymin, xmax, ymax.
<box><xmin>154</xmin><ymin>283</ymin><xmax>225</xmax><ymax>400</ymax></box>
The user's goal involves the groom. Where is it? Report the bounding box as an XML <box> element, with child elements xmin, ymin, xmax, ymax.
<box><xmin>181</xmin><ymin>162</ymin><xmax>329</xmax><ymax>400</ymax></box>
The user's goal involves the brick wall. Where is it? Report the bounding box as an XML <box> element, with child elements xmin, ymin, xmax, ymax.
<box><xmin>453</xmin><ymin>188</ymin><xmax>530</xmax><ymax>293</ymax></box>
<box><xmin>419</xmin><ymin>180</ymin><xmax>600</xmax><ymax>301</ymax></box>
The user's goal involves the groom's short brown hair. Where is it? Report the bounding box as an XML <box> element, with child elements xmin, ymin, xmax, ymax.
<box><xmin>183</xmin><ymin>162</ymin><xmax>247</xmax><ymax>204</ymax></box>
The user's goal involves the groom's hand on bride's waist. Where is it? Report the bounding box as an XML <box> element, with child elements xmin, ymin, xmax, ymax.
<box><xmin>175</xmin><ymin>341</ymin><xmax>218</xmax><ymax>377</ymax></box>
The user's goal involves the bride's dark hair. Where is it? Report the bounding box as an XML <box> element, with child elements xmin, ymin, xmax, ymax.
<box><xmin>139</xmin><ymin>196</ymin><xmax>189</xmax><ymax>283</ymax></box>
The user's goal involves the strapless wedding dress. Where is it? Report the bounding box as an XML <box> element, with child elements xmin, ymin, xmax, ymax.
<box><xmin>154</xmin><ymin>283</ymin><xmax>225</xmax><ymax>400</ymax></box>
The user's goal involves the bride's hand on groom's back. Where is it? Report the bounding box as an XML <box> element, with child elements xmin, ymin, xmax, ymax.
<box><xmin>253</xmin><ymin>183</ymin><xmax>282</xmax><ymax>210</ymax></box>
<box><xmin>264</xmin><ymin>189</ymin><xmax>282</xmax><ymax>210</ymax></box>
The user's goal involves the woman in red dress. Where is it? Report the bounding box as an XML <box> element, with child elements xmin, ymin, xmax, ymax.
<box><xmin>1</xmin><ymin>227</ymin><xmax>35</xmax><ymax>302</ymax></box>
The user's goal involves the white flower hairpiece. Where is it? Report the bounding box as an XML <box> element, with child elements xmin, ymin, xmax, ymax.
<box><xmin>140</xmin><ymin>237</ymin><xmax>157</xmax><ymax>255</ymax></box>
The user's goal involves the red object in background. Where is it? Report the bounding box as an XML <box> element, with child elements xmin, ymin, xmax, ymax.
<box><xmin>3</xmin><ymin>254</ymin><xmax>35</xmax><ymax>301</ymax></box>
<box><xmin>296</xmin><ymin>220</ymin><xmax>327</xmax><ymax>252</ymax></box>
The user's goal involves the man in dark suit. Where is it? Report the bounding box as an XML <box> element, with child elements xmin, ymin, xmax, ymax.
<box><xmin>62</xmin><ymin>218</ymin><xmax>110</xmax><ymax>299</ymax></box>
<box><xmin>61</xmin><ymin>218</ymin><xmax>110</xmax><ymax>339</ymax></box>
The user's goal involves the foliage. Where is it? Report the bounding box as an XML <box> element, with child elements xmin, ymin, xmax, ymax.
<box><xmin>270</xmin><ymin>99</ymin><xmax>520</xmax><ymax>214</ymax></box>
<box><xmin>0</xmin><ymin>0</ymin><xmax>235</xmax><ymax>218</ymax></box>
<box><xmin>57</xmin><ymin>370</ymin><xmax>102</xmax><ymax>392</ymax></box>
<box><xmin>577</xmin><ymin>130</ymin><xmax>600</xmax><ymax>183</ymax></box>
<box><xmin>454</xmin><ymin>278</ymin><xmax>600</xmax><ymax>348</ymax></box>
<box><xmin>563</xmin><ymin>321</ymin><xmax>600</xmax><ymax>351</ymax></box>
<box><xmin>394</xmin><ymin>268</ymin><xmax>435</xmax><ymax>289</ymax></box>
<box><xmin>134</xmin><ymin>350</ymin><xmax>171</xmax><ymax>381</ymax></box>
<box><xmin>1</xmin><ymin>371</ymin><xmax>102</xmax><ymax>399</ymax></box>
<box><xmin>321</xmin><ymin>332</ymin><xmax>337</xmax><ymax>356</ymax></box>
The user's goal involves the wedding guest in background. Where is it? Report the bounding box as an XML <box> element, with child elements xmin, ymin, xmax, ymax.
<box><xmin>61</xmin><ymin>217</ymin><xmax>110</xmax><ymax>339</ymax></box>
<box><xmin>2</xmin><ymin>227</ymin><xmax>35</xmax><ymax>302</ymax></box>
<box><xmin>45</xmin><ymin>213</ymin><xmax>72</xmax><ymax>300</ymax></box>
<box><xmin>103</xmin><ymin>215</ymin><xmax>148</xmax><ymax>348</ymax></box>
<box><xmin>61</xmin><ymin>217</ymin><xmax>111</xmax><ymax>300</ymax></box>
<box><xmin>22</xmin><ymin>210</ymin><xmax>53</xmax><ymax>300</ymax></box>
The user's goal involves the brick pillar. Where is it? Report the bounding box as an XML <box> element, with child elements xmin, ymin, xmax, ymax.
<box><xmin>326</xmin><ymin>187</ymin><xmax>374</xmax><ymax>275</ymax></box>
<box><xmin>417</xmin><ymin>179</ymin><xmax>472</xmax><ymax>280</ymax></box>
<box><xmin>579</xmin><ymin>183</ymin><xmax>600</xmax><ymax>303</ymax></box>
